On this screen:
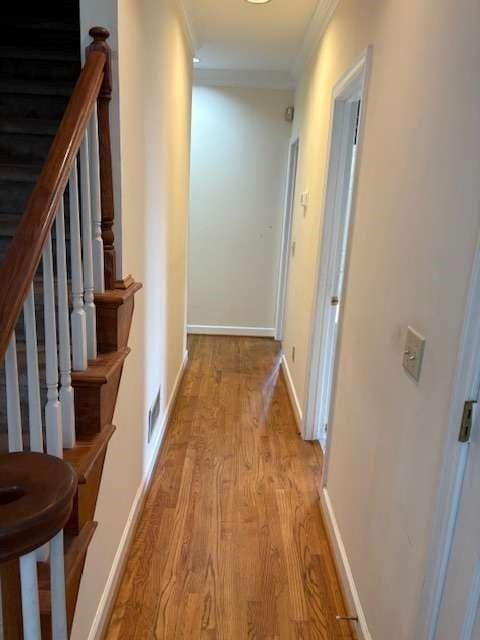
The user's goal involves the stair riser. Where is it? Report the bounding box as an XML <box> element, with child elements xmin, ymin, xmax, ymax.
<box><xmin>0</xmin><ymin>94</ymin><xmax>69</xmax><ymax>120</ymax></box>
<box><xmin>0</xmin><ymin>133</ymin><xmax>54</xmax><ymax>164</ymax></box>
<box><xmin>0</xmin><ymin>180</ymin><xmax>35</xmax><ymax>215</ymax></box>
<box><xmin>66</xmin><ymin>451</ymin><xmax>106</xmax><ymax>536</ymax></box>
<box><xmin>0</xmin><ymin>58</ymin><xmax>80</xmax><ymax>82</ymax></box>
<box><xmin>1</xmin><ymin>30</ymin><xmax>80</xmax><ymax>50</ymax></box>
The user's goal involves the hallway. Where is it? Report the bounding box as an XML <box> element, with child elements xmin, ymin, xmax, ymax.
<box><xmin>105</xmin><ymin>336</ymin><xmax>353</xmax><ymax>639</ymax></box>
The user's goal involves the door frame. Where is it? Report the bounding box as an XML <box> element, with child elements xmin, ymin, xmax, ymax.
<box><xmin>414</xmin><ymin>232</ymin><xmax>480</xmax><ymax>639</ymax></box>
<box><xmin>275</xmin><ymin>137</ymin><xmax>300</xmax><ymax>341</ymax></box>
<box><xmin>303</xmin><ymin>48</ymin><xmax>372</xmax><ymax>444</ymax></box>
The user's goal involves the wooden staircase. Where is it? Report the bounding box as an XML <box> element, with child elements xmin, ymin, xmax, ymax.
<box><xmin>0</xmin><ymin>15</ymin><xmax>141</xmax><ymax>640</ymax></box>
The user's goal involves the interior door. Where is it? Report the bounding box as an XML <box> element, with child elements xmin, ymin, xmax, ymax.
<box><xmin>317</xmin><ymin>101</ymin><xmax>360</xmax><ymax>441</ymax></box>
<box><xmin>435</xmin><ymin>396</ymin><xmax>480</xmax><ymax>639</ymax></box>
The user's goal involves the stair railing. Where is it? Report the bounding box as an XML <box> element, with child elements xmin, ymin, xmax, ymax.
<box><xmin>0</xmin><ymin>26</ymin><xmax>115</xmax><ymax>640</ymax></box>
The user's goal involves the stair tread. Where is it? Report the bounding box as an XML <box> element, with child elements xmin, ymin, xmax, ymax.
<box><xmin>64</xmin><ymin>424</ymin><xmax>116</xmax><ymax>483</ymax></box>
<box><xmin>0</xmin><ymin>78</ymin><xmax>74</xmax><ymax>97</ymax></box>
<box><xmin>0</xmin><ymin>117</ymin><xmax>58</xmax><ymax>136</ymax></box>
<box><xmin>72</xmin><ymin>348</ymin><xmax>132</xmax><ymax>383</ymax></box>
<box><xmin>37</xmin><ymin>520</ymin><xmax>97</xmax><ymax>598</ymax></box>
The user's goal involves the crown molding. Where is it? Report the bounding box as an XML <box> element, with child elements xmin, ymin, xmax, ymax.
<box><xmin>193</xmin><ymin>68</ymin><xmax>295</xmax><ymax>91</ymax></box>
<box><xmin>175</xmin><ymin>0</ymin><xmax>200</xmax><ymax>54</ymax></box>
<box><xmin>292</xmin><ymin>0</ymin><xmax>340</xmax><ymax>79</ymax></box>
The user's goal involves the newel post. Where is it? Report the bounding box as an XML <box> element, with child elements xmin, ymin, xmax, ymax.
<box><xmin>87</xmin><ymin>27</ymin><xmax>117</xmax><ymax>290</ymax></box>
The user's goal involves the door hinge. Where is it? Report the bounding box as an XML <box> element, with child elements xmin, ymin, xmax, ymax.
<box><xmin>459</xmin><ymin>400</ymin><xmax>477</xmax><ymax>443</ymax></box>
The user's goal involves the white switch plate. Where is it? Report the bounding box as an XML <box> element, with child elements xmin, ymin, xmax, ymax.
<box><xmin>403</xmin><ymin>327</ymin><xmax>426</xmax><ymax>381</ymax></box>
<box><xmin>301</xmin><ymin>191</ymin><xmax>309</xmax><ymax>207</ymax></box>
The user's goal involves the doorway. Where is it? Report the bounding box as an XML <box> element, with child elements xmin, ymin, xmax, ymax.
<box><xmin>415</xmin><ymin>237</ymin><xmax>480</xmax><ymax>639</ymax></box>
<box><xmin>275</xmin><ymin>137</ymin><xmax>299</xmax><ymax>341</ymax></box>
<box><xmin>303</xmin><ymin>51</ymin><xmax>370</xmax><ymax>446</ymax></box>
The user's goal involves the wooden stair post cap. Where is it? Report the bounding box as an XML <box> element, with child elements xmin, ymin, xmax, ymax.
<box><xmin>0</xmin><ymin>452</ymin><xmax>77</xmax><ymax>564</ymax></box>
<box><xmin>89</xmin><ymin>26</ymin><xmax>110</xmax><ymax>41</ymax></box>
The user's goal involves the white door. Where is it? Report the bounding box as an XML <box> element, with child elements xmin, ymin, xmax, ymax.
<box><xmin>317</xmin><ymin>110</ymin><xmax>360</xmax><ymax>442</ymax></box>
<box><xmin>435</xmin><ymin>395</ymin><xmax>480</xmax><ymax>640</ymax></box>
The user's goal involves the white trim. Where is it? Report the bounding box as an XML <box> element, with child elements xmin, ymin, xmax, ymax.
<box><xmin>275</xmin><ymin>137</ymin><xmax>299</xmax><ymax>341</ymax></box>
<box><xmin>85</xmin><ymin>350</ymin><xmax>189</xmax><ymax>640</ymax></box>
<box><xmin>292</xmin><ymin>0</ymin><xmax>340</xmax><ymax>79</ymax></box>
<box><xmin>193</xmin><ymin>68</ymin><xmax>295</xmax><ymax>91</ymax></box>
<box><xmin>320</xmin><ymin>487</ymin><xmax>372</xmax><ymax>640</ymax></box>
<box><xmin>414</xmin><ymin>234</ymin><xmax>480</xmax><ymax>639</ymax></box>
<box><xmin>280</xmin><ymin>354</ymin><xmax>303</xmax><ymax>429</ymax></box>
<box><xmin>175</xmin><ymin>0</ymin><xmax>200</xmax><ymax>55</ymax></box>
<box><xmin>187</xmin><ymin>325</ymin><xmax>275</xmax><ymax>338</ymax></box>
<box><xmin>303</xmin><ymin>48</ymin><xmax>372</xmax><ymax>444</ymax></box>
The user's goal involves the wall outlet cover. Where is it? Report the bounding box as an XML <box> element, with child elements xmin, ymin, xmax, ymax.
<box><xmin>403</xmin><ymin>327</ymin><xmax>426</xmax><ymax>381</ymax></box>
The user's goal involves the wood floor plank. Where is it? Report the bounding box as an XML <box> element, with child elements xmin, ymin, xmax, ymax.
<box><xmin>105</xmin><ymin>336</ymin><xmax>355</xmax><ymax>640</ymax></box>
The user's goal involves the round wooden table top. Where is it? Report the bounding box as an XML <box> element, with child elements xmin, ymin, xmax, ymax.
<box><xmin>0</xmin><ymin>452</ymin><xmax>77</xmax><ymax>563</ymax></box>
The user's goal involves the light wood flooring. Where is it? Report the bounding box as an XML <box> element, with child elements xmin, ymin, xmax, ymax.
<box><xmin>105</xmin><ymin>336</ymin><xmax>354</xmax><ymax>640</ymax></box>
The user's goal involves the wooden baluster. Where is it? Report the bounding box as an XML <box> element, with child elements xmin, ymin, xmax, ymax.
<box><xmin>5</xmin><ymin>332</ymin><xmax>22</xmax><ymax>452</ymax></box>
<box><xmin>55</xmin><ymin>200</ymin><xmax>76</xmax><ymax>449</ymax></box>
<box><xmin>89</xmin><ymin>104</ymin><xmax>105</xmax><ymax>293</ymax></box>
<box><xmin>87</xmin><ymin>27</ymin><xmax>116</xmax><ymax>289</ymax></box>
<box><xmin>69</xmin><ymin>162</ymin><xmax>88</xmax><ymax>371</ymax></box>
<box><xmin>49</xmin><ymin>531</ymin><xmax>68</xmax><ymax>640</ymax></box>
<box><xmin>80</xmin><ymin>133</ymin><xmax>97</xmax><ymax>360</ymax></box>
<box><xmin>23</xmin><ymin>284</ymin><xmax>43</xmax><ymax>453</ymax></box>
<box><xmin>43</xmin><ymin>232</ymin><xmax>62</xmax><ymax>458</ymax></box>
<box><xmin>19</xmin><ymin>552</ymin><xmax>41</xmax><ymax>640</ymax></box>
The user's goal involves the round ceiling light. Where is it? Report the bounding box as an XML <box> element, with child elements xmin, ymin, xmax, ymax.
<box><xmin>245</xmin><ymin>0</ymin><xmax>272</xmax><ymax>4</ymax></box>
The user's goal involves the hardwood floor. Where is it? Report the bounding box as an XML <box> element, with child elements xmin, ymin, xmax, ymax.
<box><xmin>105</xmin><ymin>336</ymin><xmax>354</xmax><ymax>640</ymax></box>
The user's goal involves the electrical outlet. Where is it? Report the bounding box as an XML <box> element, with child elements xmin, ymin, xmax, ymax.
<box><xmin>292</xmin><ymin>346</ymin><xmax>296</xmax><ymax>362</ymax></box>
<box><xmin>148</xmin><ymin>386</ymin><xmax>161</xmax><ymax>442</ymax></box>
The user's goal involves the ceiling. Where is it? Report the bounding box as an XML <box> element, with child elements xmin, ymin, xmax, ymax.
<box><xmin>183</xmin><ymin>0</ymin><xmax>331</xmax><ymax>79</ymax></box>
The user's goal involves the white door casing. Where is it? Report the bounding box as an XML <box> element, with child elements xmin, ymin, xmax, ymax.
<box><xmin>302</xmin><ymin>48</ymin><xmax>372</xmax><ymax>445</ymax></box>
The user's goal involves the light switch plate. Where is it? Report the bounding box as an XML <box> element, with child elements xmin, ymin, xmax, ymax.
<box><xmin>301</xmin><ymin>191</ymin><xmax>309</xmax><ymax>207</ymax></box>
<box><xmin>403</xmin><ymin>327</ymin><xmax>426</xmax><ymax>381</ymax></box>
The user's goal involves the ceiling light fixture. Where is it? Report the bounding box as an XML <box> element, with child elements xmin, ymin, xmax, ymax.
<box><xmin>245</xmin><ymin>0</ymin><xmax>272</xmax><ymax>4</ymax></box>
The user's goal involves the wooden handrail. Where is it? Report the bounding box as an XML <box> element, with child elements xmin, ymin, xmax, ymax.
<box><xmin>0</xmin><ymin>30</ymin><xmax>111</xmax><ymax>362</ymax></box>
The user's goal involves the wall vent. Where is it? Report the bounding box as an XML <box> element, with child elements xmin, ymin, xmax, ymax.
<box><xmin>148</xmin><ymin>386</ymin><xmax>161</xmax><ymax>443</ymax></box>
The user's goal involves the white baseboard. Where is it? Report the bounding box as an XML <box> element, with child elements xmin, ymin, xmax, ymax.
<box><xmin>86</xmin><ymin>350</ymin><xmax>189</xmax><ymax>640</ymax></box>
<box><xmin>280</xmin><ymin>354</ymin><xmax>303</xmax><ymax>430</ymax></box>
<box><xmin>187</xmin><ymin>324</ymin><xmax>275</xmax><ymax>338</ymax></box>
<box><xmin>320</xmin><ymin>487</ymin><xmax>372</xmax><ymax>640</ymax></box>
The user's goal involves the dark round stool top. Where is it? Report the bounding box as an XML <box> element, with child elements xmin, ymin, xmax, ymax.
<box><xmin>0</xmin><ymin>452</ymin><xmax>77</xmax><ymax>563</ymax></box>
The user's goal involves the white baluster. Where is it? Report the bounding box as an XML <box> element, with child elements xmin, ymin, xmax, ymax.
<box><xmin>23</xmin><ymin>284</ymin><xmax>43</xmax><ymax>453</ymax></box>
<box><xmin>43</xmin><ymin>233</ymin><xmax>62</xmax><ymax>458</ymax></box>
<box><xmin>89</xmin><ymin>104</ymin><xmax>105</xmax><ymax>294</ymax></box>
<box><xmin>69</xmin><ymin>162</ymin><xmax>88</xmax><ymax>371</ymax></box>
<box><xmin>19</xmin><ymin>552</ymin><xmax>41</xmax><ymax>640</ymax></box>
<box><xmin>50</xmin><ymin>531</ymin><xmax>68</xmax><ymax>640</ymax></box>
<box><xmin>5</xmin><ymin>332</ymin><xmax>22</xmax><ymax>452</ymax></box>
<box><xmin>55</xmin><ymin>200</ymin><xmax>75</xmax><ymax>449</ymax></box>
<box><xmin>80</xmin><ymin>133</ymin><xmax>97</xmax><ymax>360</ymax></box>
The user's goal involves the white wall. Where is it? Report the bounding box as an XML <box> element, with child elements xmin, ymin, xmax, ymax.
<box><xmin>73</xmin><ymin>1</ymin><xmax>192</xmax><ymax>638</ymax></box>
<box><xmin>188</xmin><ymin>84</ymin><xmax>293</xmax><ymax>334</ymax></box>
<box><xmin>283</xmin><ymin>1</ymin><xmax>480</xmax><ymax>638</ymax></box>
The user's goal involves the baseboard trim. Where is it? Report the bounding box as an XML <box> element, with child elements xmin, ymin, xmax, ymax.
<box><xmin>86</xmin><ymin>349</ymin><xmax>189</xmax><ymax>640</ymax></box>
<box><xmin>320</xmin><ymin>487</ymin><xmax>372</xmax><ymax>640</ymax></box>
<box><xmin>280</xmin><ymin>354</ymin><xmax>303</xmax><ymax>430</ymax></box>
<box><xmin>187</xmin><ymin>324</ymin><xmax>275</xmax><ymax>338</ymax></box>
